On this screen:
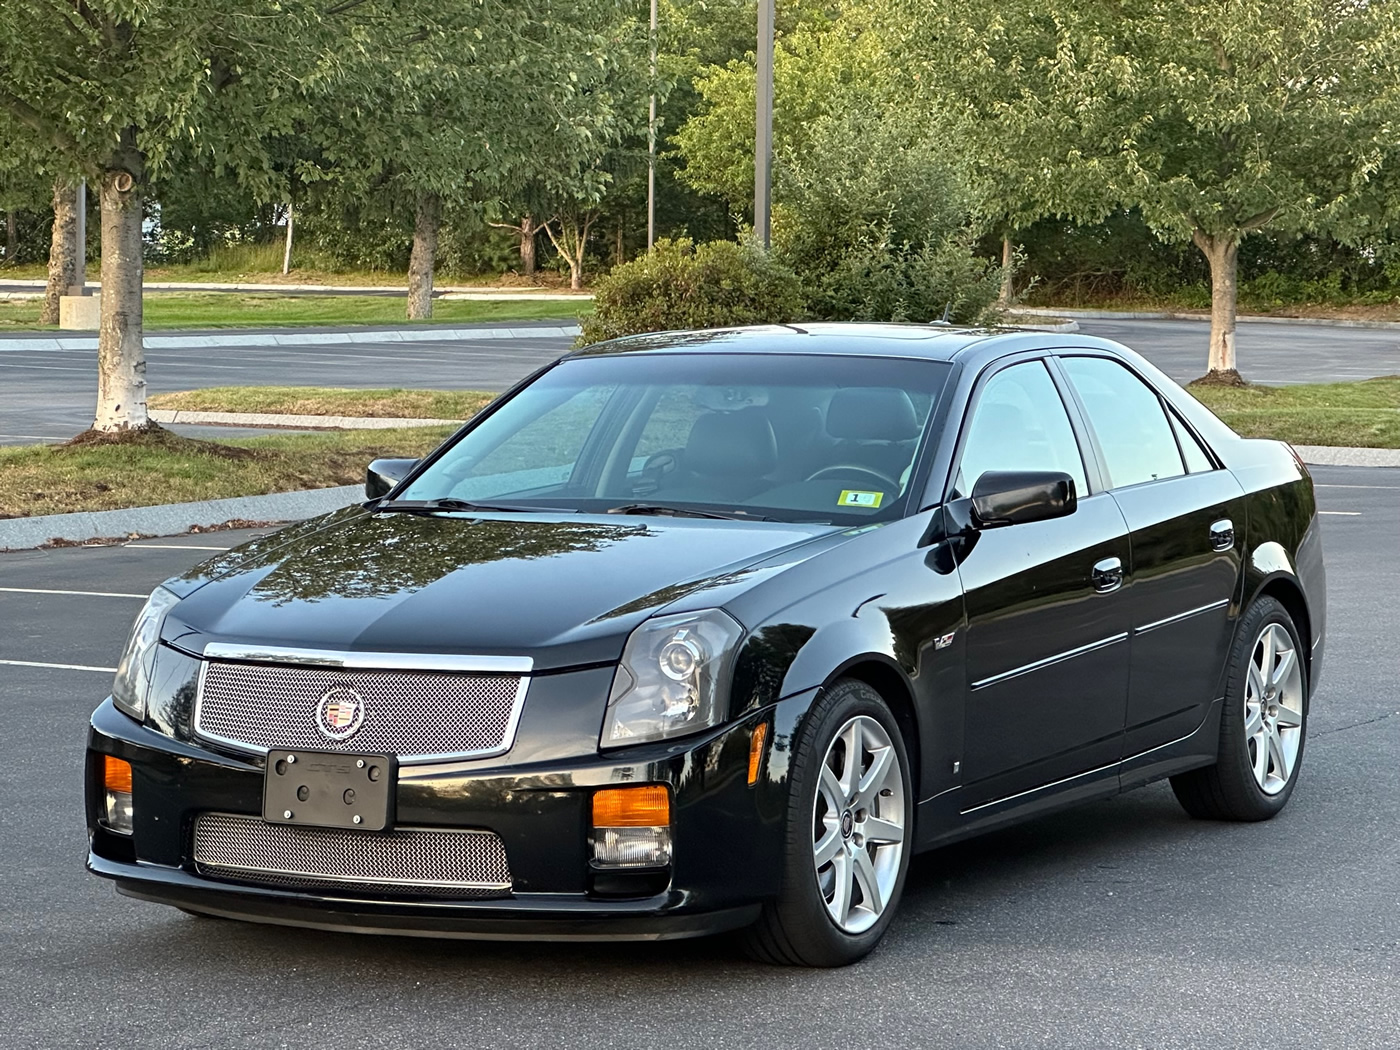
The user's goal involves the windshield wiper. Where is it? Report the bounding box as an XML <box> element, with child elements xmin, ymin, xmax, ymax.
<box><xmin>604</xmin><ymin>503</ymin><xmax>773</xmax><ymax>521</ymax></box>
<box><xmin>373</xmin><ymin>498</ymin><xmax>545</xmax><ymax>515</ymax></box>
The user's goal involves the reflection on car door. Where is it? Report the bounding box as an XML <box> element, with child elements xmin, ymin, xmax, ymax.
<box><xmin>1057</xmin><ymin>356</ymin><xmax>1246</xmax><ymax>758</ymax></box>
<box><xmin>951</xmin><ymin>360</ymin><xmax>1132</xmax><ymax>810</ymax></box>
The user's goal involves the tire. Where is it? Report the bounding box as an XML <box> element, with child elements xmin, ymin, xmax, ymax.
<box><xmin>742</xmin><ymin>678</ymin><xmax>913</xmax><ymax>967</ymax></box>
<box><xmin>1170</xmin><ymin>596</ymin><xmax>1308</xmax><ymax>821</ymax></box>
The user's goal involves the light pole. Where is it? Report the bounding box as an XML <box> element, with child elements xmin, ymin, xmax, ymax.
<box><xmin>755</xmin><ymin>0</ymin><xmax>774</xmax><ymax>249</ymax></box>
<box><xmin>647</xmin><ymin>0</ymin><xmax>658</xmax><ymax>251</ymax></box>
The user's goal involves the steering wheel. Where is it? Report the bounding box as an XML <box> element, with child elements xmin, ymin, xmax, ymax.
<box><xmin>805</xmin><ymin>465</ymin><xmax>900</xmax><ymax>490</ymax></box>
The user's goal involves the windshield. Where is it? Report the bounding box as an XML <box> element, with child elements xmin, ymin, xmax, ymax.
<box><xmin>398</xmin><ymin>352</ymin><xmax>951</xmax><ymax>523</ymax></box>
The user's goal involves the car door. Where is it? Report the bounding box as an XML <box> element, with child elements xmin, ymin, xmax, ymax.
<box><xmin>950</xmin><ymin>359</ymin><xmax>1133</xmax><ymax>810</ymax></box>
<box><xmin>1056</xmin><ymin>355</ymin><xmax>1246</xmax><ymax>757</ymax></box>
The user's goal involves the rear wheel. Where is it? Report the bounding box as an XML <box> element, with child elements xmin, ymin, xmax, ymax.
<box><xmin>1171</xmin><ymin>596</ymin><xmax>1307</xmax><ymax>821</ymax></box>
<box><xmin>743</xmin><ymin>679</ymin><xmax>912</xmax><ymax>967</ymax></box>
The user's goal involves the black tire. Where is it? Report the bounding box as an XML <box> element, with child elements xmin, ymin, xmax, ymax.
<box><xmin>1170</xmin><ymin>596</ymin><xmax>1308</xmax><ymax>821</ymax></box>
<box><xmin>742</xmin><ymin>678</ymin><xmax>913</xmax><ymax>967</ymax></box>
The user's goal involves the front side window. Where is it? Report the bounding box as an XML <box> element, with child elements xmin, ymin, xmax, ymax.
<box><xmin>1059</xmin><ymin>356</ymin><xmax>1185</xmax><ymax>489</ymax></box>
<box><xmin>399</xmin><ymin>353</ymin><xmax>951</xmax><ymax>524</ymax></box>
<box><xmin>952</xmin><ymin>361</ymin><xmax>1088</xmax><ymax>499</ymax></box>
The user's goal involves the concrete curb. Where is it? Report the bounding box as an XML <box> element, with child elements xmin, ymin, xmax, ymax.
<box><xmin>0</xmin><ymin>324</ymin><xmax>582</xmax><ymax>353</ymax></box>
<box><xmin>0</xmin><ymin>277</ymin><xmax>593</xmax><ymax>298</ymax></box>
<box><xmin>149</xmin><ymin>409</ymin><xmax>461</xmax><ymax>429</ymax></box>
<box><xmin>1292</xmin><ymin>444</ymin><xmax>1400</xmax><ymax>467</ymax></box>
<box><xmin>0</xmin><ymin>486</ymin><xmax>362</xmax><ymax>552</ymax></box>
<box><xmin>1017</xmin><ymin>306</ymin><xmax>1400</xmax><ymax>331</ymax></box>
<box><xmin>1006</xmin><ymin>319</ymin><xmax>1080</xmax><ymax>333</ymax></box>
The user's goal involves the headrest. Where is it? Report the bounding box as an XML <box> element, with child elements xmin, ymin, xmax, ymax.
<box><xmin>825</xmin><ymin>388</ymin><xmax>921</xmax><ymax>442</ymax></box>
<box><xmin>685</xmin><ymin>409</ymin><xmax>778</xmax><ymax>478</ymax></box>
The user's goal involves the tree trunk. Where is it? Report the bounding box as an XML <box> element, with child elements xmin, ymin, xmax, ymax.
<box><xmin>569</xmin><ymin>257</ymin><xmax>582</xmax><ymax>291</ymax></box>
<box><xmin>4</xmin><ymin>210</ymin><xmax>15</xmax><ymax>262</ymax></box>
<box><xmin>1192</xmin><ymin>229</ymin><xmax>1244</xmax><ymax>383</ymax></box>
<box><xmin>41</xmin><ymin>178</ymin><xmax>79</xmax><ymax>325</ymax></box>
<box><xmin>94</xmin><ymin>138</ymin><xmax>149</xmax><ymax>432</ymax></box>
<box><xmin>998</xmin><ymin>233</ymin><xmax>1016</xmax><ymax>305</ymax></box>
<box><xmin>407</xmin><ymin>192</ymin><xmax>440</xmax><ymax>321</ymax></box>
<box><xmin>519</xmin><ymin>214</ymin><xmax>536</xmax><ymax>277</ymax></box>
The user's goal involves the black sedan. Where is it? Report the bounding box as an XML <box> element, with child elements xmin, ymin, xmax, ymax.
<box><xmin>86</xmin><ymin>323</ymin><xmax>1325</xmax><ymax>966</ymax></box>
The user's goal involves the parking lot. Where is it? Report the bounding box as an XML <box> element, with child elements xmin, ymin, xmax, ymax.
<box><xmin>0</xmin><ymin>465</ymin><xmax>1393</xmax><ymax>1048</ymax></box>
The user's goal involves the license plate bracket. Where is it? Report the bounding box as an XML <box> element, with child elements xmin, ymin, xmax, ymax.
<box><xmin>263</xmin><ymin>749</ymin><xmax>396</xmax><ymax>831</ymax></box>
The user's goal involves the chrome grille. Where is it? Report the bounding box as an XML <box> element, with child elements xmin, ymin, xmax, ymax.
<box><xmin>194</xmin><ymin>660</ymin><xmax>526</xmax><ymax>761</ymax></box>
<box><xmin>192</xmin><ymin>813</ymin><xmax>511</xmax><ymax>897</ymax></box>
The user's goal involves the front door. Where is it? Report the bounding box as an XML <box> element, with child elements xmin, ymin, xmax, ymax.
<box><xmin>950</xmin><ymin>360</ymin><xmax>1133</xmax><ymax>809</ymax></box>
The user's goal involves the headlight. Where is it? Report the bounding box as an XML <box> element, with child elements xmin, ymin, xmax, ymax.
<box><xmin>601</xmin><ymin>609</ymin><xmax>743</xmax><ymax>748</ymax></box>
<box><xmin>112</xmin><ymin>586</ymin><xmax>180</xmax><ymax>721</ymax></box>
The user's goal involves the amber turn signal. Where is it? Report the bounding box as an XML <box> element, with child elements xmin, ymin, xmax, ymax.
<box><xmin>748</xmin><ymin>722</ymin><xmax>769</xmax><ymax>785</ymax></box>
<box><xmin>592</xmin><ymin>785</ymin><xmax>670</xmax><ymax>827</ymax></box>
<box><xmin>103</xmin><ymin>755</ymin><xmax>133</xmax><ymax>795</ymax></box>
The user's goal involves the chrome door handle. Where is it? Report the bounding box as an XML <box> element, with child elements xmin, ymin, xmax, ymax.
<box><xmin>1210</xmin><ymin>518</ymin><xmax>1235</xmax><ymax>552</ymax></box>
<box><xmin>1091</xmin><ymin>557</ymin><xmax>1124</xmax><ymax>594</ymax></box>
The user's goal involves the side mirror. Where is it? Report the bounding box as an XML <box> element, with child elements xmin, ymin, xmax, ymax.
<box><xmin>970</xmin><ymin>470</ymin><xmax>1077</xmax><ymax>528</ymax></box>
<box><xmin>365</xmin><ymin>458</ymin><xmax>419</xmax><ymax>500</ymax></box>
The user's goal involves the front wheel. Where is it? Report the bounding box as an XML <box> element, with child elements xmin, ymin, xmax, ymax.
<box><xmin>743</xmin><ymin>679</ymin><xmax>912</xmax><ymax>967</ymax></box>
<box><xmin>1171</xmin><ymin>596</ymin><xmax>1308</xmax><ymax>821</ymax></box>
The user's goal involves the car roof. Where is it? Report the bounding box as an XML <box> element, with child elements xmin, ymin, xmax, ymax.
<box><xmin>565</xmin><ymin>322</ymin><xmax>1126</xmax><ymax>365</ymax></box>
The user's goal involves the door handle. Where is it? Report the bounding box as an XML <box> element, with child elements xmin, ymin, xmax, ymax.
<box><xmin>1210</xmin><ymin>518</ymin><xmax>1235</xmax><ymax>552</ymax></box>
<box><xmin>1091</xmin><ymin>557</ymin><xmax>1123</xmax><ymax>594</ymax></box>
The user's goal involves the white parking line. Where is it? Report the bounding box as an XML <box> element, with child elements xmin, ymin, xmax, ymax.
<box><xmin>0</xmin><ymin>658</ymin><xmax>116</xmax><ymax>673</ymax></box>
<box><xmin>0</xmin><ymin>587</ymin><xmax>146</xmax><ymax>598</ymax></box>
<box><xmin>1319</xmin><ymin>511</ymin><xmax>1362</xmax><ymax>516</ymax></box>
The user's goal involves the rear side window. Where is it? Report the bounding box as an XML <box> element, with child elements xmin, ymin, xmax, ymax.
<box><xmin>952</xmin><ymin>361</ymin><xmax>1088</xmax><ymax>498</ymax></box>
<box><xmin>1060</xmin><ymin>357</ymin><xmax>1185</xmax><ymax>489</ymax></box>
<box><xmin>1169</xmin><ymin>412</ymin><xmax>1215</xmax><ymax>473</ymax></box>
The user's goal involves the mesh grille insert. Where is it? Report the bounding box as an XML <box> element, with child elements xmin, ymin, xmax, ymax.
<box><xmin>192</xmin><ymin>813</ymin><xmax>512</xmax><ymax>897</ymax></box>
<box><xmin>195</xmin><ymin>661</ymin><xmax>524</xmax><ymax>760</ymax></box>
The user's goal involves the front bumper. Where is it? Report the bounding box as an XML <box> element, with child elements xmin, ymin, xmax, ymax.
<box><xmin>85</xmin><ymin>682</ymin><xmax>813</xmax><ymax>941</ymax></box>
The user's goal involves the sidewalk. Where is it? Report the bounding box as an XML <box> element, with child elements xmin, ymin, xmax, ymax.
<box><xmin>1017</xmin><ymin>306</ymin><xmax>1400</xmax><ymax>331</ymax></box>
<box><xmin>0</xmin><ymin>321</ymin><xmax>582</xmax><ymax>353</ymax></box>
<box><xmin>0</xmin><ymin>277</ymin><xmax>592</xmax><ymax>299</ymax></box>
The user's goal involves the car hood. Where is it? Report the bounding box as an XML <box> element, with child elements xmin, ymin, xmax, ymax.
<box><xmin>164</xmin><ymin>508</ymin><xmax>841</xmax><ymax>670</ymax></box>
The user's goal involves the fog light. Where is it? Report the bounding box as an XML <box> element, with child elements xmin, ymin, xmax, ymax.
<box><xmin>103</xmin><ymin>756</ymin><xmax>134</xmax><ymax>835</ymax></box>
<box><xmin>592</xmin><ymin>786</ymin><xmax>671</xmax><ymax>868</ymax></box>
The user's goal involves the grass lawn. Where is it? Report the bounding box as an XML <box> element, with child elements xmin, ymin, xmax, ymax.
<box><xmin>0</xmin><ymin>293</ymin><xmax>590</xmax><ymax>330</ymax></box>
<box><xmin>0</xmin><ymin>426</ymin><xmax>454</xmax><ymax>519</ymax></box>
<box><xmin>150</xmin><ymin>386</ymin><xmax>496</xmax><ymax>419</ymax></box>
<box><xmin>1188</xmin><ymin>377</ymin><xmax>1400</xmax><ymax>448</ymax></box>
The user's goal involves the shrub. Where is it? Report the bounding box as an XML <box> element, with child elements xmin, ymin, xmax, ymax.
<box><xmin>577</xmin><ymin>238</ymin><xmax>803</xmax><ymax>345</ymax></box>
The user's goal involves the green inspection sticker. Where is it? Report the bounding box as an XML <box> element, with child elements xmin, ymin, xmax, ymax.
<box><xmin>837</xmin><ymin>489</ymin><xmax>884</xmax><ymax>509</ymax></box>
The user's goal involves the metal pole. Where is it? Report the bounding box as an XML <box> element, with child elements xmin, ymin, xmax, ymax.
<box><xmin>755</xmin><ymin>0</ymin><xmax>774</xmax><ymax>249</ymax></box>
<box><xmin>647</xmin><ymin>0</ymin><xmax>657</xmax><ymax>251</ymax></box>
<box><xmin>282</xmin><ymin>203</ymin><xmax>294</xmax><ymax>275</ymax></box>
<box><xmin>74</xmin><ymin>179</ymin><xmax>86</xmax><ymax>292</ymax></box>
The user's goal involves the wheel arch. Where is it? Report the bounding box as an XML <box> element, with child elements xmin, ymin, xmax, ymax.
<box><xmin>823</xmin><ymin>655</ymin><xmax>922</xmax><ymax>803</ymax></box>
<box><xmin>1250</xmin><ymin>575</ymin><xmax>1313</xmax><ymax>685</ymax></box>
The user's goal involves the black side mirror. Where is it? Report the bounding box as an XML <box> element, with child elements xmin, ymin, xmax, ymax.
<box><xmin>365</xmin><ymin>458</ymin><xmax>419</xmax><ymax>500</ymax></box>
<box><xmin>970</xmin><ymin>470</ymin><xmax>1077</xmax><ymax>528</ymax></box>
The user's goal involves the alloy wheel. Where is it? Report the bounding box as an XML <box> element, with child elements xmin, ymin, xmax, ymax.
<box><xmin>1244</xmin><ymin>622</ymin><xmax>1304</xmax><ymax>796</ymax></box>
<box><xmin>811</xmin><ymin>714</ymin><xmax>907</xmax><ymax>934</ymax></box>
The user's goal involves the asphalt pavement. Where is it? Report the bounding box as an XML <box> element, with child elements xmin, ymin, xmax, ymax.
<box><xmin>3</xmin><ymin>316</ymin><xmax>1400</xmax><ymax>445</ymax></box>
<box><xmin>1</xmin><ymin>466</ymin><xmax>1396</xmax><ymax>1049</ymax></box>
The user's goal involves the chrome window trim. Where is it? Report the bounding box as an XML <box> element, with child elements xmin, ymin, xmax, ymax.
<box><xmin>970</xmin><ymin>631</ymin><xmax>1129</xmax><ymax>692</ymax></box>
<box><xmin>192</xmin><ymin>646</ymin><xmax>531</xmax><ymax>765</ymax></box>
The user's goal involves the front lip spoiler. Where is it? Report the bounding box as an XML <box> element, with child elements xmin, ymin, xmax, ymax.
<box><xmin>90</xmin><ymin>853</ymin><xmax>759</xmax><ymax>943</ymax></box>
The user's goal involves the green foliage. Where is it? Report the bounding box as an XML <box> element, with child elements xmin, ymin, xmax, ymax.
<box><xmin>806</xmin><ymin>238</ymin><xmax>1005</xmax><ymax>325</ymax></box>
<box><xmin>577</xmin><ymin>237</ymin><xmax>803</xmax><ymax>343</ymax></box>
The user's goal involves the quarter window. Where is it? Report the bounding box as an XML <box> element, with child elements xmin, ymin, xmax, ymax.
<box><xmin>1060</xmin><ymin>357</ymin><xmax>1185</xmax><ymax>489</ymax></box>
<box><xmin>953</xmin><ymin>361</ymin><xmax>1088</xmax><ymax>498</ymax></box>
<box><xmin>1169</xmin><ymin>412</ymin><xmax>1215</xmax><ymax>473</ymax></box>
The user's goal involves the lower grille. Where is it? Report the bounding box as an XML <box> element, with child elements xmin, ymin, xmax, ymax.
<box><xmin>192</xmin><ymin>813</ymin><xmax>512</xmax><ymax>898</ymax></box>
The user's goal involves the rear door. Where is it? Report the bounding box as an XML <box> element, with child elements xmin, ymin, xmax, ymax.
<box><xmin>950</xmin><ymin>359</ymin><xmax>1133</xmax><ymax>809</ymax></box>
<box><xmin>1056</xmin><ymin>355</ymin><xmax>1245</xmax><ymax>757</ymax></box>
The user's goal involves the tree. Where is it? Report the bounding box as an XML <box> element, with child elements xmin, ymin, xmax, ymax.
<box><xmin>900</xmin><ymin>0</ymin><xmax>1400</xmax><ymax>380</ymax></box>
<box><xmin>0</xmin><ymin>0</ymin><xmax>353</xmax><ymax>431</ymax></box>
